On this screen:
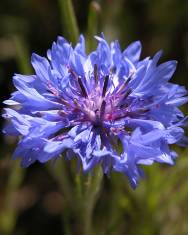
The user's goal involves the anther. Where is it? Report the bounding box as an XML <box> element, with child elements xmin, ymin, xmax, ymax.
<box><xmin>119</xmin><ymin>89</ymin><xmax>132</xmax><ymax>108</ymax></box>
<box><xmin>100</xmin><ymin>100</ymin><xmax>106</xmax><ymax>118</ymax></box>
<box><xmin>94</xmin><ymin>64</ymin><xmax>98</xmax><ymax>84</ymax></box>
<box><xmin>60</xmin><ymin>97</ymin><xmax>70</xmax><ymax>106</ymax></box>
<box><xmin>102</xmin><ymin>75</ymin><xmax>109</xmax><ymax>97</ymax></box>
<box><xmin>58</xmin><ymin>110</ymin><xmax>67</xmax><ymax>116</ymax></box>
<box><xmin>117</xmin><ymin>73</ymin><xmax>133</xmax><ymax>94</ymax></box>
<box><xmin>123</xmin><ymin>89</ymin><xmax>132</xmax><ymax>100</ymax></box>
<box><xmin>78</xmin><ymin>76</ymin><xmax>88</xmax><ymax>97</ymax></box>
<box><xmin>68</xmin><ymin>66</ymin><xmax>78</xmax><ymax>79</ymax></box>
<box><xmin>110</xmin><ymin>66</ymin><xmax>116</xmax><ymax>74</ymax></box>
<box><xmin>137</xmin><ymin>108</ymin><xmax>150</xmax><ymax>113</ymax></box>
<box><xmin>73</xmin><ymin>98</ymin><xmax>80</xmax><ymax>107</ymax></box>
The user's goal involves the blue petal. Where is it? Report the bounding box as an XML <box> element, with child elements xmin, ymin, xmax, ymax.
<box><xmin>3</xmin><ymin>108</ymin><xmax>30</xmax><ymax>135</ymax></box>
<box><xmin>74</xmin><ymin>35</ymin><xmax>86</xmax><ymax>56</ymax></box>
<box><xmin>123</xmin><ymin>41</ymin><xmax>142</xmax><ymax>64</ymax></box>
<box><xmin>42</xmin><ymin>138</ymin><xmax>73</xmax><ymax>162</ymax></box>
<box><xmin>31</xmin><ymin>53</ymin><xmax>50</xmax><ymax>82</ymax></box>
<box><xmin>165</xmin><ymin>126</ymin><xmax>184</xmax><ymax>144</ymax></box>
<box><xmin>12</xmin><ymin>75</ymin><xmax>62</xmax><ymax>110</ymax></box>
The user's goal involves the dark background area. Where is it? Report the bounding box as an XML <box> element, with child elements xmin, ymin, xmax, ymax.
<box><xmin>0</xmin><ymin>0</ymin><xmax>188</xmax><ymax>235</ymax></box>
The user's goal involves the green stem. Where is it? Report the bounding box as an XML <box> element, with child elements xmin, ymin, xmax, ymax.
<box><xmin>0</xmin><ymin>161</ymin><xmax>24</xmax><ymax>235</ymax></box>
<box><xmin>0</xmin><ymin>34</ymin><xmax>29</xmax><ymax>235</ymax></box>
<box><xmin>82</xmin><ymin>167</ymin><xmax>103</xmax><ymax>235</ymax></box>
<box><xmin>12</xmin><ymin>35</ymin><xmax>33</xmax><ymax>74</ymax></box>
<box><xmin>47</xmin><ymin>159</ymin><xmax>73</xmax><ymax>206</ymax></box>
<box><xmin>86</xmin><ymin>1</ymin><xmax>101</xmax><ymax>53</ymax></box>
<box><xmin>47</xmin><ymin>159</ymin><xmax>75</xmax><ymax>235</ymax></box>
<box><xmin>58</xmin><ymin>0</ymin><xmax>79</xmax><ymax>44</ymax></box>
<box><xmin>47</xmin><ymin>158</ymin><xmax>103</xmax><ymax>235</ymax></box>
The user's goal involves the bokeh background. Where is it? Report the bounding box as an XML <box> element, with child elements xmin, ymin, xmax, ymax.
<box><xmin>0</xmin><ymin>0</ymin><xmax>188</xmax><ymax>235</ymax></box>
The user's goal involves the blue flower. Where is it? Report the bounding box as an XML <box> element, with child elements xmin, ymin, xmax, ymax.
<box><xmin>3</xmin><ymin>35</ymin><xmax>188</xmax><ymax>188</ymax></box>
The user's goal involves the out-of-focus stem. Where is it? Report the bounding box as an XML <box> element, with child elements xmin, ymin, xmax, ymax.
<box><xmin>47</xmin><ymin>158</ymin><xmax>73</xmax><ymax>206</ymax></box>
<box><xmin>47</xmin><ymin>159</ymin><xmax>75</xmax><ymax>235</ymax></box>
<box><xmin>48</xmin><ymin>159</ymin><xmax>103</xmax><ymax>235</ymax></box>
<box><xmin>0</xmin><ymin>35</ymin><xmax>30</xmax><ymax>235</ymax></box>
<box><xmin>0</xmin><ymin>161</ymin><xmax>24</xmax><ymax>235</ymax></box>
<box><xmin>58</xmin><ymin>0</ymin><xmax>79</xmax><ymax>44</ymax></box>
<box><xmin>86</xmin><ymin>1</ymin><xmax>101</xmax><ymax>53</ymax></box>
<box><xmin>82</xmin><ymin>167</ymin><xmax>103</xmax><ymax>235</ymax></box>
<box><xmin>13</xmin><ymin>35</ymin><xmax>33</xmax><ymax>74</ymax></box>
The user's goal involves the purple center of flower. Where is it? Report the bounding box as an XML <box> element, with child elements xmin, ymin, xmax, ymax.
<box><xmin>47</xmin><ymin>64</ymin><xmax>149</xmax><ymax>137</ymax></box>
<box><xmin>70</xmin><ymin>66</ymin><xmax>131</xmax><ymax>126</ymax></box>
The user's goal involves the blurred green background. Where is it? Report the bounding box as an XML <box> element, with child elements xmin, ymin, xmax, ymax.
<box><xmin>0</xmin><ymin>0</ymin><xmax>188</xmax><ymax>235</ymax></box>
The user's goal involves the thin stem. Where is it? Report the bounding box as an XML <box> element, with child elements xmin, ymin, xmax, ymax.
<box><xmin>47</xmin><ymin>159</ymin><xmax>75</xmax><ymax>235</ymax></box>
<box><xmin>86</xmin><ymin>1</ymin><xmax>101</xmax><ymax>52</ymax></box>
<box><xmin>0</xmin><ymin>161</ymin><xmax>24</xmax><ymax>235</ymax></box>
<box><xmin>47</xmin><ymin>158</ymin><xmax>73</xmax><ymax>206</ymax></box>
<box><xmin>0</xmin><ymin>34</ymin><xmax>30</xmax><ymax>235</ymax></box>
<box><xmin>58</xmin><ymin>0</ymin><xmax>79</xmax><ymax>44</ymax></box>
<box><xmin>13</xmin><ymin>35</ymin><xmax>33</xmax><ymax>74</ymax></box>
<box><xmin>47</xmin><ymin>158</ymin><xmax>103</xmax><ymax>235</ymax></box>
<box><xmin>82</xmin><ymin>167</ymin><xmax>103</xmax><ymax>235</ymax></box>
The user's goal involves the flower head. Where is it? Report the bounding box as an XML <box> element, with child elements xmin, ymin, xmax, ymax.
<box><xmin>3</xmin><ymin>35</ymin><xmax>188</xmax><ymax>188</ymax></box>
